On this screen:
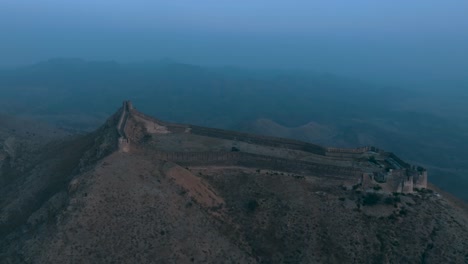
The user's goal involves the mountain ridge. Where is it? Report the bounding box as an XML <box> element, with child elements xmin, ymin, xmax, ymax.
<box><xmin>0</xmin><ymin>101</ymin><xmax>467</xmax><ymax>263</ymax></box>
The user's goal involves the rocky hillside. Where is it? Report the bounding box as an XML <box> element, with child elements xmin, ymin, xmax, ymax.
<box><xmin>1</xmin><ymin>104</ymin><xmax>467</xmax><ymax>264</ymax></box>
<box><xmin>0</xmin><ymin>112</ymin><xmax>120</xmax><ymax>240</ymax></box>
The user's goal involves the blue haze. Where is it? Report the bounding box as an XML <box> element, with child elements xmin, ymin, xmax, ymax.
<box><xmin>1</xmin><ymin>0</ymin><xmax>468</xmax><ymax>89</ymax></box>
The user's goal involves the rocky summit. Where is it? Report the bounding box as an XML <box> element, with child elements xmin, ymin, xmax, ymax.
<box><xmin>1</xmin><ymin>101</ymin><xmax>467</xmax><ymax>263</ymax></box>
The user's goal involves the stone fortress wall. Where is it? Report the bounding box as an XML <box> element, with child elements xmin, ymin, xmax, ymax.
<box><xmin>189</xmin><ymin>126</ymin><xmax>328</xmax><ymax>156</ymax></box>
<box><xmin>413</xmin><ymin>171</ymin><xmax>428</xmax><ymax>189</ymax></box>
<box><xmin>325</xmin><ymin>146</ymin><xmax>381</xmax><ymax>159</ymax></box>
<box><xmin>360</xmin><ymin>165</ymin><xmax>427</xmax><ymax>194</ymax></box>
<box><xmin>326</xmin><ymin>144</ymin><xmax>426</xmax><ymax>192</ymax></box>
<box><xmin>387</xmin><ymin>153</ymin><xmax>411</xmax><ymax>169</ymax></box>
<box><xmin>152</xmin><ymin>150</ymin><xmax>363</xmax><ymax>179</ymax></box>
<box><xmin>327</xmin><ymin>146</ymin><xmax>380</xmax><ymax>154</ymax></box>
<box><xmin>117</xmin><ymin>101</ymin><xmax>131</xmax><ymax>152</ymax></box>
<box><xmin>127</xmin><ymin>105</ymin><xmax>188</xmax><ymax>133</ymax></box>
<box><xmin>400</xmin><ymin>175</ymin><xmax>414</xmax><ymax>193</ymax></box>
<box><xmin>117</xmin><ymin>100</ymin><xmax>427</xmax><ymax>193</ymax></box>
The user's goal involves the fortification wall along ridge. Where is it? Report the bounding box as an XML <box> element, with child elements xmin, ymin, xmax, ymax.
<box><xmin>325</xmin><ymin>146</ymin><xmax>382</xmax><ymax>159</ymax></box>
<box><xmin>152</xmin><ymin>150</ymin><xmax>362</xmax><ymax>178</ymax></box>
<box><xmin>327</xmin><ymin>146</ymin><xmax>380</xmax><ymax>154</ymax></box>
<box><xmin>128</xmin><ymin>103</ymin><xmax>342</xmax><ymax>157</ymax></box>
<box><xmin>130</xmin><ymin>109</ymin><xmax>188</xmax><ymax>133</ymax></box>
<box><xmin>117</xmin><ymin>101</ymin><xmax>131</xmax><ymax>152</ymax></box>
<box><xmin>116</xmin><ymin>100</ymin><xmax>427</xmax><ymax>192</ymax></box>
<box><xmin>387</xmin><ymin>153</ymin><xmax>411</xmax><ymax>169</ymax></box>
<box><xmin>190</xmin><ymin>126</ymin><xmax>327</xmax><ymax>155</ymax></box>
<box><xmin>125</xmin><ymin>100</ymin><xmax>389</xmax><ymax>160</ymax></box>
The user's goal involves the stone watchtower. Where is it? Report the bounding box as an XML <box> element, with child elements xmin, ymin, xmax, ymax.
<box><xmin>414</xmin><ymin>170</ymin><xmax>428</xmax><ymax>189</ymax></box>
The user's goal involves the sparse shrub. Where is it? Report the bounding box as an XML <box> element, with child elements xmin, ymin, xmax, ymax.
<box><xmin>399</xmin><ymin>207</ymin><xmax>408</xmax><ymax>216</ymax></box>
<box><xmin>368</xmin><ymin>156</ymin><xmax>378</xmax><ymax>164</ymax></box>
<box><xmin>416</xmin><ymin>188</ymin><xmax>433</xmax><ymax>194</ymax></box>
<box><xmin>246</xmin><ymin>199</ymin><xmax>259</xmax><ymax>212</ymax></box>
<box><xmin>384</xmin><ymin>197</ymin><xmax>394</xmax><ymax>205</ymax></box>
<box><xmin>388</xmin><ymin>214</ymin><xmax>397</xmax><ymax>220</ymax></box>
<box><xmin>211</xmin><ymin>203</ymin><xmax>224</xmax><ymax>211</ymax></box>
<box><xmin>384</xmin><ymin>196</ymin><xmax>400</xmax><ymax>205</ymax></box>
<box><xmin>373</xmin><ymin>185</ymin><xmax>382</xmax><ymax>191</ymax></box>
<box><xmin>362</xmin><ymin>193</ymin><xmax>381</xmax><ymax>206</ymax></box>
<box><xmin>338</xmin><ymin>197</ymin><xmax>346</xmax><ymax>201</ymax></box>
<box><xmin>142</xmin><ymin>134</ymin><xmax>152</xmax><ymax>142</ymax></box>
<box><xmin>231</xmin><ymin>147</ymin><xmax>240</xmax><ymax>152</ymax></box>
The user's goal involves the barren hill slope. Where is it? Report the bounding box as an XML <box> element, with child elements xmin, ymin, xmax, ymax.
<box><xmin>1</xmin><ymin>102</ymin><xmax>467</xmax><ymax>264</ymax></box>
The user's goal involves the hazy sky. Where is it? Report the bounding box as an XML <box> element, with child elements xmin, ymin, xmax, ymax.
<box><xmin>1</xmin><ymin>1</ymin><xmax>467</xmax><ymax>87</ymax></box>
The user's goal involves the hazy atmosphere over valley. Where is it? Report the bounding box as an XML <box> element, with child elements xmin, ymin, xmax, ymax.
<box><xmin>1</xmin><ymin>1</ymin><xmax>468</xmax><ymax>263</ymax></box>
<box><xmin>2</xmin><ymin>0</ymin><xmax>468</xmax><ymax>87</ymax></box>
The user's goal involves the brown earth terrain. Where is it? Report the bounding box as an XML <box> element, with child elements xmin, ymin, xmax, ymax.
<box><xmin>1</xmin><ymin>102</ymin><xmax>467</xmax><ymax>263</ymax></box>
